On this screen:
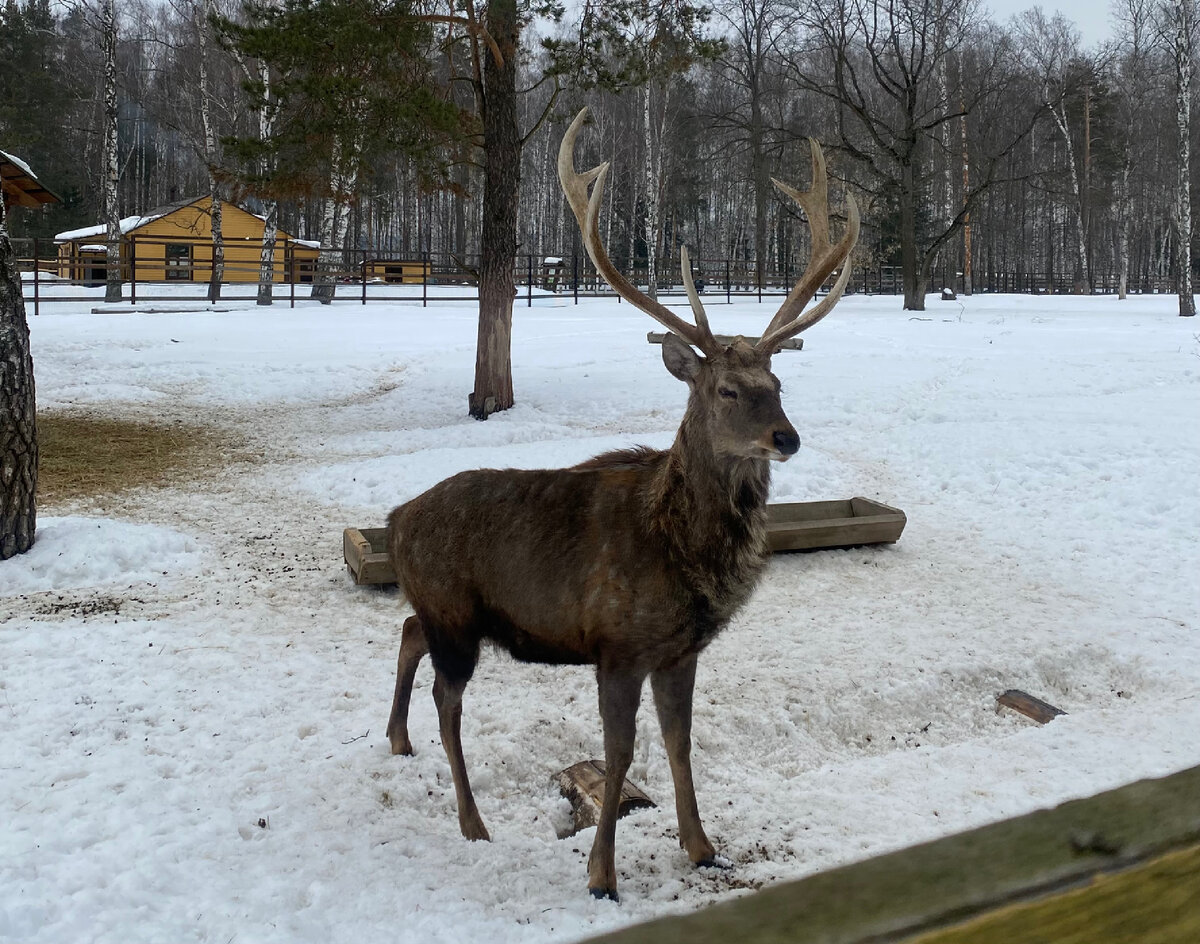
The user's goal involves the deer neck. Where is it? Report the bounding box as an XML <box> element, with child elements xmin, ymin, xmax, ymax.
<box><xmin>654</xmin><ymin>410</ymin><xmax>772</xmax><ymax>558</ymax></box>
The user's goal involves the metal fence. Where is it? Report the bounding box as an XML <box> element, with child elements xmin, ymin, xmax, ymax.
<box><xmin>13</xmin><ymin>237</ymin><xmax>1174</xmax><ymax>317</ymax></box>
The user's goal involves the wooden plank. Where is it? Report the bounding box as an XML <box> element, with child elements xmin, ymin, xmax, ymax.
<box><xmin>997</xmin><ymin>689</ymin><xmax>1066</xmax><ymax>724</ymax></box>
<box><xmin>906</xmin><ymin>842</ymin><xmax>1200</xmax><ymax>944</ymax></box>
<box><xmin>577</xmin><ymin>764</ymin><xmax>1200</xmax><ymax>944</ymax></box>
<box><xmin>556</xmin><ymin>760</ymin><xmax>655</xmax><ymax>838</ymax></box>
<box><xmin>647</xmin><ymin>332</ymin><xmax>804</xmax><ymax>351</ymax></box>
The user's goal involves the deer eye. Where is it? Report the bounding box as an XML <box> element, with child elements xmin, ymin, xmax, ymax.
<box><xmin>718</xmin><ymin>387</ymin><xmax>738</xmax><ymax>400</ymax></box>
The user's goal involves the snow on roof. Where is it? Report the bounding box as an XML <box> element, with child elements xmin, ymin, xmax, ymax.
<box><xmin>0</xmin><ymin>148</ymin><xmax>35</xmax><ymax>177</ymax></box>
<box><xmin>54</xmin><ymin>198</ymin><xmax>323</xmax><ymax>248</ymax></box>
<box><xmin>55</xmin><ymin>214</ymin><xmax>164</xmax><ymax>242</ymax></box>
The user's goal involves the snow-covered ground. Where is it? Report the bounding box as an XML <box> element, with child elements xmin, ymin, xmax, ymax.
<box><xmin>2</xmin><ymin>288</ymin><xmax>1198</xmax><ymax>943</ymax></box>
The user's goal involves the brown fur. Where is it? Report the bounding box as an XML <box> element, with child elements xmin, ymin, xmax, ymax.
<box><xmin>385</xmin><ymin>336</ymin><xmax>798</xmax><ymax>900</ymax></box>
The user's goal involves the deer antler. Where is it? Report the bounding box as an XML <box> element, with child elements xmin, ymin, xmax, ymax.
<box><xmin>755</xmin><ymin>140</ymin><xmax>860</xmax><ymax>356</ymax></box>
<box><xmin>559</xmin><ymin>107</ymin><xmax>719</xmax><ymax>356</ymax></box>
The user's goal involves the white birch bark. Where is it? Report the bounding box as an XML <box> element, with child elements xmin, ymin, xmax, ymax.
<box><xmin>312</xmin><ymin>133</ymin><xmax>359</xmax><ymax>304</ymax></box>
<box><xmin>642</xmin><ymin>85</ymin><xmax>658</xmax><ymax>298</ymax></box>
<box><xmin>255</xmin><ymin>59</ymin><xmax>278</xmax><ymax>305</ymax></box>
<box><xmin>197</xmin><ymin>0</ymin><xmax>223</xmax><ymax>302</ymax></box>
<box><xmin>1048</xmin><ymin>98</ymin><xmax>1090</xmax><ymax>293</ymax></box>
<box><xmin>101</xmin><ymin>0</ymin><xmax>121</xmax><ymax>303</ymax></box>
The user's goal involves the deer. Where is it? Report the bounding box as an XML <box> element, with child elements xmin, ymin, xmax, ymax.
<box><xmin>384</xmin><ymin>107</ymin><xmax>859</xmax><ymax>901</ymax></box>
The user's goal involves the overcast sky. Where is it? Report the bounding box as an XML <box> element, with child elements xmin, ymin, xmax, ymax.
<box><xmin>986</xmin><ymin>0</ymin><xmax>1116</xmax><ymax>48</ymax></box>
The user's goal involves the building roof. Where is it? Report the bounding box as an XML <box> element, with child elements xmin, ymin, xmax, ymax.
<box><xmin>54</xmin><ymin>196</ymin><xmax>321</xmax><ymax>249</ymax></box>
<box><xmin>1</xmin><ymin>149</ymin><xmax>62</xmax><ymax>209</ymax></box>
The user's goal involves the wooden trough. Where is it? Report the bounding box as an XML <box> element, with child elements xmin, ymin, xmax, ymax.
<box><xmin>343</xmin><ymin>497</ymin><xmax>905</xmax><ymax>586</ymax></box>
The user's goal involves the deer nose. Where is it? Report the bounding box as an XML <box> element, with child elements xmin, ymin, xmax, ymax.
<box><xmin>773</xmin><ymin>430</ymin><xmax>800</xmax><ymax>456</ymax></box>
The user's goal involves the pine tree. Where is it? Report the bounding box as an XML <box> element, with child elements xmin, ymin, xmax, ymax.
<box><xmin>218</xmin><ymin>0</ymin><xmax>463</xmax><ymax>303</ymax></box>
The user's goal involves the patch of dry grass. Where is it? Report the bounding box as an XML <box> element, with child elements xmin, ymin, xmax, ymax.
<box><xmin>38</xmin><ymin>412</ymin><xmax>239</xmax><ymax>503</ymax></box>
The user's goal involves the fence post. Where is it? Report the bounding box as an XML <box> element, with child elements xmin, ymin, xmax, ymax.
<box><xmin>725</xmin><ymin>259</ymin><xmax>731</xmax><ymax>304</ymax></box>
<box><xmin>422</xmin><ymin>251</ymin><xmax>428</xmax><ymax>308</ymax></box>
<box><xmin>361</xmin><ymin>248</ymin><xmax>368</xmax><ymax>305</ymax></box>
<box><xmin>289</xmin><ymin>245</ymin><xmax>296</xmax><ymax>309</ymax></box>
<box><xmin>129</xmin><ymin>237</ymin><xmax>137</xmax><ymax>306</ymax></box>
<box><xmin>32</xmin><ymin>237</ymin><xmax>40</xmax><ymax>317</ymax></box>
<box><xmin>527</xmin><ymin>253</ymin><xmax>533</xmax><ymax>307</ymax></box>
<box><xmin>573</xmin><ymin>252</ymin><xmax>579</xmax><ymax>305</ymax></box>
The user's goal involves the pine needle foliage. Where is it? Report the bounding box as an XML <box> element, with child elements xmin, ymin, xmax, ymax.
<box><xmin>216</xmin><ymin>0</ymin><xmax>467</xmax><ymax>202</ymax></box>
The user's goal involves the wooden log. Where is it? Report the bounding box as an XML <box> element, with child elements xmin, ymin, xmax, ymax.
<box><xmin>647</xmin><ymin>331</ymin><xmax>804</xmax><ymax>351</ymax></box>
<box><xmin>579</xmin><ymin>764</ymin><xmax>1200</xmax><ymax>943</ymax></box>
<box><xmin>997</xmin><ymin>690</ymin><xmax>1066</xmax><ymax>724</ymax></box>
<box><xmin>556</xmin><ymin>760</ymin><xmax>655</xmax><ymax>838</ymax></box>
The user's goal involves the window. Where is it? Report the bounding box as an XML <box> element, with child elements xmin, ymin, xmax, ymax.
<box><xmin>165</xmin><ymin>243</ymin><xmax>191</xmax><ymax>281</ymax></box>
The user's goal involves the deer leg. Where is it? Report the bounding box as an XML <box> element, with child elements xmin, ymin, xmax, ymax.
<box><xmin>386</xmin><ymin>615</ymin><xmax>428</xmax><ymax>756</ymax></box>
<box><xmin>588</xmin><ymin>667</ymin><xmax>645</xmax><ymax>902</ymax></box>
<box><xmin>431</xmin><ymin>669</ymin><xmax>490</xmax><ymax>842</ymax></box>
<box><xmin>651</xmin><ymin>655</ymin><xmax>718</xmax><ymax>867</ymax></box>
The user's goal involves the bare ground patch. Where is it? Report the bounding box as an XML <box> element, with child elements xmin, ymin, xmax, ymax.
<box><xmin>37</xmin><ymin>412</ymin><xmax>245</xmax><ymax>504</ymax></box>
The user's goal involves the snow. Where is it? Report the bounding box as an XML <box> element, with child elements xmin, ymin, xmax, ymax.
<box><xmin>0</xmin><ymin>149</ymin><xmax>36</xmax><ymax>178</ymax></box>
<box><xmin>2</xmin><ymin>288</ymin><xmax>1198</xmax><ymax>943</ymax></box>
<box><xmin>54</xmin><ymin>215</ymin><xmax>164</xmax><ymax>242</ymax></box>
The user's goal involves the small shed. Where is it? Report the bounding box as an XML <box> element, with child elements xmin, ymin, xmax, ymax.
<box><xmin>54</xmin><ymin>197</ymin><xmax>320</xmax><ymax>285</ymax></box>
<box><xmin>365</xmin><ymin>258</ymin><xmax>431</xmax><ymax>283</ymax></box>
<box><xmin>1</xmin><ymin>149</ymin><xmax>61</xmax><ymax>211</ymax></box>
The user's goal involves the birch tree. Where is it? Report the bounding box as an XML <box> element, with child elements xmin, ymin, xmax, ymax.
<box><xmin>196</xmin><ymin>0</ymin><xmax>225</xmax><ymax>301</ymax></box>
<box><xmin>101</xmin><ymin>0</ymin><xmax>122</xmax><ymax>303</ymax></box>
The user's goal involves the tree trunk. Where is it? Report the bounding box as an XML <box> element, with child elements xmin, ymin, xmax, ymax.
<box><xmin>642</xmin><ymin>85</ymin><xmax>659</xmax><ymax>299</ymax></box>
<box><xmin>311</xmin><ymin>141</ymin><xmax>356</xmax><ymax>305</ymax></box>
<box><xmin>101</xmin><ymin>0</ymin><xmax>122</xmax><ymax>304</ymax></box>
<box><xmin>198</xmin><ymin>0</ymin><xmax>223</xmax><ymax>303</ymax></box>
<box><xmin>750</xmin><ymin>77</ymin><xmax>769</xmax><ymax>294</ymax></box>
<box><xmin>961</xmin><ymin>99</ymin><xmax>972</xmax><ymax>295</ymax></box>
<box><xmin>468</xmin><ymin>0</ymin><xmax>520</xmax><ymax>419</ymax></box>
<box><xmin>1175</xmin><ymin>0</ymin><xmax>1196</xmax><ymax>316</ymax></box>
<box><xmin>900</xmin><ymin>160</ymin><xmax>924</xmax><ymax>310</ymax></box>
<box><xmin>0</xmin><ymin>199</ymin><xmax>37</xmax><ymax>559</ymax></box>
<box><xmin>1049</xmin><ymin>102</ymin><xmax>1090</xmax><ymax>295</ymax></box>
<box><xmin>257</xmin><ymin>200</ymin><xmax>278</xmax><ymax>306</ymax></box>
<box><xmin>255</xmin><ymin>59</ymin><xmax>276</xmax><ymax>306</ymax></box>
<box><xmin>1117</xmin><ymin>153</ymin><xmax>1131</xmax><ymax>300</ymax></box>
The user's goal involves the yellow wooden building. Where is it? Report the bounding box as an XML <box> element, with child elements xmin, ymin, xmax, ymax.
<box><xmin>54</xmin><ymin>197</ymin><xmax>320</xmax><ymax>284</ymax></box>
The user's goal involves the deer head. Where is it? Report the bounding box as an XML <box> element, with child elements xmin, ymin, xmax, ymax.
<box><xmin>558</xmin><ymin>107</ymin><xmax>860</xmax><ymax>464</ymax></box>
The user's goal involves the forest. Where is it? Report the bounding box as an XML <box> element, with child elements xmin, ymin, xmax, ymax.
<box><xmin>2</xmin><ymin>0</ymin><xmax>1198</xmax><ymax>308</ymax></box>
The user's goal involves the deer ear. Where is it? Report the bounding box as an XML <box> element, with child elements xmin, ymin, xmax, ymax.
<box><xmin>662</xmin><ymin>332</ymin><xmax>702</xmax><ymax>384</ymax></box>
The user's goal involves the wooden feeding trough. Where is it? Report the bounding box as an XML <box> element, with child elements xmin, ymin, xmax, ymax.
<box><xmin>343</xmin><ymin>497</ymin><xmax>905</xmax><ymax>586</ymax></box>
<box><xmin>766</xmin><ymin>498</ymin><xmax>905</xmax><ymax>552</ymax></box>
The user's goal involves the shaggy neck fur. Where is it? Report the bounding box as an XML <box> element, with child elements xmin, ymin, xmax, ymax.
<box><xmin>648</xmin><ymin>395</ymin><xmax>773</xmax><ymax>623</ymax></box>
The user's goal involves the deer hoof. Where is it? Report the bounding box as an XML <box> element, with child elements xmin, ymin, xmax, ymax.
<box><xmin>696</xmin><ymin>854</ymin><xmax>733</xmax><ymax>870</ymax></box>
<box><xmin>589</xmin><ymin>886</ymin><xmax>619</xmax><ymax>903</ymax></box>
<box><xmin>459</xmin><ymin>817</ymin><xmax>491</xmax><ymax>842</ymax></box>
<box><xmin>389</xmin><ymin>737</ymin><xmax>414</xmax><ymax>756</ymax></box>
